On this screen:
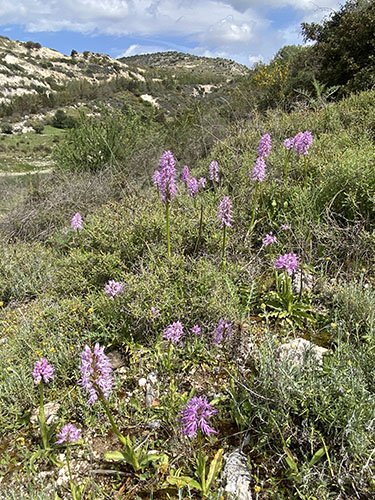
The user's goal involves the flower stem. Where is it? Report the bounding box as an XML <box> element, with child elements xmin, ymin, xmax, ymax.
<box><xmin>77</xmin><ymin>229</ymin><xmax>84</xmax><ymax>251</ymax></box>
<box><xmin>198</xmin><ymin>432</ymin><xmax>206</xmax><ymax>495</ymax></box>
<box><xmin>66</xmin><ymin>447</ymin><xmax>78</xmax><ymax>500</ymax></box>
<box><xmin>249</xmin><ymin>182</ymin><xmax>259</xmax><ymax>237</ymax></box>
<box><xmin>39</xmin><ymin>382</ymin><xmax>49</xmax><ymax>450</ymax></box>
<box><xmin>99</xmin><ymin>393</ymin><xmax>128</xmax><ymax>448</ymax></box>
<box><xmin>167</xmin><ymin>341</ymin><xmax>173</xmax><ymax>376</ymax></box>
<box><xmin>304</xmin><ymin>155</ymin><xmax>308</xmax><ymax>187</ymax></box>
<box><xmin>284</xmin><ymin>150</ymin><xmax>290</xmax><ymax>179</ymax></box>
<box><xmin>194</xmin><ymin>203</ymin><xmax>204</xmax><ymax>254</ymax></box>
<box><xmin>221</xmin><ymin>225</ymin><xmax>227</xmax><ymax>272</ymax></box>
<box><xmin>165</xmin><ymin>201</ymin><xmax>171</xmax><ymax>259</ymax></box>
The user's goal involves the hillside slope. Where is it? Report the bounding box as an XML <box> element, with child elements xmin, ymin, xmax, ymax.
<box><xmin>120</xmin><ymin>50</ymin><xmax>249</xmax><ymax>77</ymax></box>
<box><xmin>0</xmin><ymin>36</ymin><xmax>138</xmax><ymax>105</ymax></box>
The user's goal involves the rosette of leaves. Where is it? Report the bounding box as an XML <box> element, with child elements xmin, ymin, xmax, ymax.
<box><xmin>262</xmin><ymin>271</ymin><xmax>316</xmax><ymax>328</ymax></box>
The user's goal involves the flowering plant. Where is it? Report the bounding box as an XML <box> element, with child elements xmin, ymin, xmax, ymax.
<box><xmin>174</xmin><ymin>396</ymin><xmax>223</xmax><ymax>497</ymax></box>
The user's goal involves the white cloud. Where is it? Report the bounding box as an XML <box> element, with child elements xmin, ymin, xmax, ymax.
<box><xmin>117</xmin><ymin>43</ymin><xmax>166</xmax><ymax>58</ymax></box>
<box><xmin>248</xmin><ymin>54</ymin><xmax>264</xmax><ymax>66</ymax></box>
<box><xmin>0</xmin><ymin>0</ymin><xmax>343</xmax><ymax>65</ymax></box>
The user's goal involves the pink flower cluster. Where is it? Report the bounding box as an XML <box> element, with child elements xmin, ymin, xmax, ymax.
<box><xmin>153</xmin><ymin>150</ymin><xmax>177</xmax><ymax>203</ymax></box>
<box><xmin>251</xmin><ymin>156</ymin><xmax>266</xmax><ymax>182</ymax></box>
<box><xmin>56</xmin><ymin>424</ymin><xmax>81</xmax><ymax>444</ymax></box>
<box><xmin>32</xmin><ymin>358</ymin><xmax>55</xmax><ymax>385</ymax></box>
<box><xmin>163</xmin><ymin>321</ymin><xmax>184</xmax><ymax>343</ymax></box>
<box><xmin>71</xmin><ymin>213</ymin><xmax>83</xmax><ymax>230</ymax></box>
<box><xmin>181</xmin><ymin>165</ymin><xmax>190</xmax><ymax>183</ymax></box>
<box><xmin>79</xmin><ymin>343</ymin><xmax>113</xmax><ymax>405</ymax></box>
<box><xmin>188</xmin><ymin>177</ymin><xmax>206</xmax><ymax>199</ymax></box>
<box><xmin>180</xmin><ymin>396</ymin><xmax>217</xmax><ymax>439</ymax></box>
<box><xmin>263</xmin><ymin>232</ymin><xmax>277</xmax><ymax>246</ymax></box>
<box><xmin>257</xmin><ymin>133</ymin><xmax>272</xmax><ymax>158</ymax></box>
<box><xmin>284</xmin><ymin>131</ymin><xmax>313</xmax><ymax>155</ymax></box>
<box><xmin>104</xmin><ymin>280</ymin><xmax>124</xmax><ymax>299</ymax></box>
<box><xmin>218</xmin><ymin>196</ymin><xmax>233</xmax><ymax>228</ymax></box>
<box><xmin>213</xmin><ymin>319</ymin><xmax>233</xmax><ymax>344</ymax></box>
<box><xmin>209</xmin><ymin>160</ymin><xmax>219</xmax><ymax>183</ymax></box>
<box><xmin>275</xmin><ymin>253</ymin><xmax>298</xmax><ymax>275</ymax></box>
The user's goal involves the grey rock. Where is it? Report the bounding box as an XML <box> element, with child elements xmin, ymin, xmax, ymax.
<box><xmin>146</xmin><ymin>419</ymin><xmax>162</xmax><ymax>430</ymax></box>
<box><xmin>224</xmin><ymin>448</ymin><xmax>252</xmax><ymax>500</ymax></box>
<box><xmin>277</xmin><ymin>337</ymin><xmax>328</xmax><ymax>369</ymax></box>
<box><xmin>107</xmin><ymin>350</ymin><xmax>125</xmax><ymax>370</ymax></box>
<box><xmin>31</xmin><ymin>401</ymin><xmax>61</xmax><ymax>426</ymax></box>
<box><xmin>292</xmin><ymin>271</ymin><xmax>315</xmax><ymax>295</ymax></box>
<box><xmin>145</xmin><ymin>383</ymin><xmax>157</xmax><ymax>408</ymax></box>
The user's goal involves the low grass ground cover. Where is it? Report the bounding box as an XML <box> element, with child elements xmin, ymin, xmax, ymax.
<box><xmin>0</xmin><ymin>125</ymin><xmax>65</xmax><ymax>173</ymax></box>
<box><xmin>0</xmin><ymin>90</ymin><xmax>375</xmax><ymax>498</ymax></box>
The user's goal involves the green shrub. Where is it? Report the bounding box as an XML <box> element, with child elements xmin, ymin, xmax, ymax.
<box><xmin>1</xmin><ymin>122</ymin><xmax>12</xmax><ymax>134</ymax></box>
<box><xmin>32</xmin><ymin>122</ymin><xmax>44</xmax><ymax>134</ymax></box>
<box><xmin>53</xmin><ymin>107</ymin><xmax>148</xmax><ymax>172</ymax></box>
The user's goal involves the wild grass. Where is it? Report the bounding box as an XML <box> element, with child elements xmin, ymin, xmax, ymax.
<box><xmin>1</xmin><ymin>89</ymin><xmax>375</xmax><ymax>498</ymax></box>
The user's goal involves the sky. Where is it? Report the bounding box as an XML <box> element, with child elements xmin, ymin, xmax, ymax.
<box><xmin>0</xmin><ymin>0</ymin><xmax>343</xmax><ymax>67</ymax></box>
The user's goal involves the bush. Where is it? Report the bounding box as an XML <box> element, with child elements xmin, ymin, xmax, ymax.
<box><xmin>32</xmin><ymin>122</ymin><xmax>44</xmax><ymax>134</ymax></box>
<box><xmin>1</xmin><ymin>122</ymin><xmax>12</xmax><ymax>134</ymax></box>
<box><xmin>52</xmin><ymin>109</ymin><xmax>76</xmax><ymax>129</ymax></box>
<box><xmin>53</xmin><ymin>106</ymin><xmax>150</xmax><ymax>173</ymax></box>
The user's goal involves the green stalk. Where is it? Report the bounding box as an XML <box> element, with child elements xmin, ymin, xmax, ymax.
<box><xmin>39</xmin><ymin>382</ymin><xmax>49</xmax><ymax>450</ymax></box>
<box><xmin>248</xmin><ymin>182</ymin><xmax>259</xmax><ymax>237</ymax></box>
<box><xmin>66</xmin><ymin>447</ymin><xmax>78</xmax><ymax>500</ymax></box>
<box><xmin>165</xmin><ymin>201</ymin><xmax>171</xmax><ymax>259</ymax></box>
<box><xmin>198</xmin><ymin>432</ymin><xmax>206</xmax><ymax>496</ymax></box>
<box><xmin>194</xmin><ymin>203</ymin><xmax>204</xmax><ymax>254</ymax></box>
<box><xmin>284</xmin><ymin>149</ymin><xmax>291</xmax><ymax>179</ymax></box>
<box><xmin>99</xmin><ymin>393</ymin><xmax>128</xmax><ymax>448</ymax></box>
<box><xmin>303</xmin><ymin>155</ymin><xmax>308</xmax><ymax>187</ymax></box>
<box><xmin>221</xmin><ymin>225</ymin><xmax>227</xmax><ymax>272</ymax></box>
<box><xmin>98</xmin><ymin>390</ymin><xmax>140</xmax><ymax>471</ymax></box>
<box><xmin>167</xmin><ymin>341</ymin><xmax>173</xmax><ymax>376</ymax></box>
<box><xmin>77</xmin><ymin>229</ymin><xmax>84</xmax><ymax>251</ymax></box>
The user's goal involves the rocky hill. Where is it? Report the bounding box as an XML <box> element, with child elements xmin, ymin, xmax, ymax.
<box><xmin>0</xmin><ymin>36</ymin><xmax>144</xmax><ymax>106</ymax></box>
<box><xmin>120</xmin><ymin>50</ymin><xmax>249</xmax><ymax>77</ymax></box>
<box><xmin>0</xmin><ymin>36</ymin><xmax>248</xmax><ymax>126</ymax></box>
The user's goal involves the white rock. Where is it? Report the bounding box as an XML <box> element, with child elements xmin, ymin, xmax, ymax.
<box><xmin>138</xmin><ymin>377</ymin><xmax>147</xmax><ymax>387</ymax></box>
<box><xmin>146</xmin><ymin>419</ymin><xmax>162</xmax><ymax>430</ymax></box>
<box><xmin>277</xmin><ymin>337</ymin><xmax>328</xmax><ymax>369</ymax></box>
<box><xmin>147</xmin><ymin>371</ymin><xmax>158</xmax><ymax>385</ymax></box>
<box><xmin>31</xmin><ymin>402</ymin><xmax>61</xmax><ymax>426</ymax></box>
<box><xmin>224</xmin><ymin>448</ymin><xmax>252</xmax><ymax>500</ymax></box>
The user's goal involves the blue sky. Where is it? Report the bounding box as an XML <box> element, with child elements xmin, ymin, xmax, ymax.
<box><xmin>0</xmin><ymin>0</ymin><xmax>342</xmax><ymax>67</ymax></box>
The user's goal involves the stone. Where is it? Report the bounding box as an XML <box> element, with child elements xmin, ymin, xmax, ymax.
<box><xmin>31</xmin><ymin>401</ymin><xmax>61</xmax><ymax>426</ymax></box>
<box><xmin>107</xmin><ymin>350</ymin><xmax>125</xmax><ymax>370</ymax></box>
<box><xmin>277</xmin><ymin>337</ymin><xmax>328</xmax><ymax>369</ymax></box>
<box><xmin>138</xmin><ymin>377</ymin><xmax>147</xmax><ymax>387</ymax></box>
<box><xmin>146</xmin><ymin>419</ymin><xmax>162</xmax><ymax>430</ymax></box>
<box><xmin>292</xmin><ymin>271</ymin><xmax>315</xmax><ymax>295</ymax></box>
<box><xmin>223</xmin><ymin>448</ymin><xmax>252</xmax><ymax>500</ymax></box>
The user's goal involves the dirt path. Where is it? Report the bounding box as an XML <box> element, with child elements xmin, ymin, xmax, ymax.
<box><xmin>0</xmin><ymin>168</ymin><xmax>53</xmax><ymax>177</ymax></box>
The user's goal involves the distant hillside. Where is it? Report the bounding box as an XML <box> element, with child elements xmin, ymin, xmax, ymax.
<box><xmin>0</xmin><ymin>37</ymin><xmax>248</xmax><ymax>126</ymax></box>
<box><xmin>120</xmin><ymin>51</ymin><xmax>249</xmax><ymax>77</ymax></box>
<box><xmin>0</xmin><ymin>35</ymin><xmax>144</xmax><ymax>105</ymax></box>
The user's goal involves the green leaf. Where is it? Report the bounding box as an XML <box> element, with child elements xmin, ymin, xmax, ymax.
<box><xmin>206</xmin><ymin>448</ymin><xmax>224</xmax><ymax>491</ymax></box>
<box><xmin>309</xmin><ymin>447</ymin><xmax>326</xmax><ymax>467</ymax></box>
<box><xmin>165</xmin><ymin>475</ymin><xmax>201</xmax><ymax>490</ymax></box>
<box><xmin>104</xmin><ymin>450</ymin><xmax>128</xmax><ymax>462</ymax></box>
<box><xmin>129</xmin><ymin>396</ymin><xmax>141</xmax><ymax>412</ymax></box>
<box><xmin>283</xmin><ymin>446</ymin><xmax>298</xmax><ymax>472</ymax></box>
